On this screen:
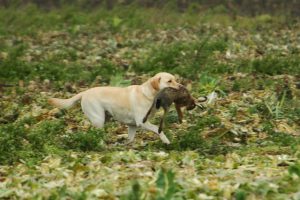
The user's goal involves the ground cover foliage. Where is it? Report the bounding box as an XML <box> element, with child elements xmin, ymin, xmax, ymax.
<box><xmin>0</xmin><ymin>4</ymin><xmax>300</xmax><ymax>199</ymax></box>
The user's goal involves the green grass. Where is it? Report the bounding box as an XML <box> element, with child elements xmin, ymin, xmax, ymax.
<box><xmin>0</xmin><ymin>119</ymin><xmax>106</xmax><ymax>165</ymax></box>
<box><xmin>132</xmin><ymin>39</ymin><xmax>228</xmax><ymax>78</ymax></box>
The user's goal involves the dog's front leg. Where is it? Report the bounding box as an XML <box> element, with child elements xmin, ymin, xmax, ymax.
<box><xmin>139</xmin><ymin>121</ymin><xmax>170</xmax><ymax>144</ymax></box>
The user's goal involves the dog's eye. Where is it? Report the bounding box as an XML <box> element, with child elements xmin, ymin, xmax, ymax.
<box><xmin>168</xmin><ymin>80</ymin><xmax>172</xmax><ymax>83</ymax></box>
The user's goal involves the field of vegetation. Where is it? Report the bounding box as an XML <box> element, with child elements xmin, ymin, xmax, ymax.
<box><xmin>0</xmin><ymin>3</ymin><xmax>300</xmax><ymax>199</ymax></box>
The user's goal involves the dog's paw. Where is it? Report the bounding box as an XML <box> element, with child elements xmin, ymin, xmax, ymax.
<box><xmin>124</xmin><ymin>140</ymin><xmax>134</xmax><ymax>145</ymax></box>
<box><xmin>112</xmin><ymin>142</ymin><xmax>125</xmax><ymax>147</ymax></box>
<box><xmin>159</xmin><ymin>133</ymin><xmax>170</xmax><ymax>144</ymax></box>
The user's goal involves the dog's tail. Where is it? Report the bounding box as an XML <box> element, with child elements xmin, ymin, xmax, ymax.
<box><xmin>48</xmin><ymin>92</ymin><xmax>83</xmax><ymax>109</ymax></box>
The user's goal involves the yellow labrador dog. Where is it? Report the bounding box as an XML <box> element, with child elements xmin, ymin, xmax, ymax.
<box><xmin>49</xmin><ymin>72</ymin><xmax>181</xmax><ymax>144</ymax></box>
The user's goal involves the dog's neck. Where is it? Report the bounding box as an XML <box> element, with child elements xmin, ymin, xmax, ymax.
<box><xmin>141</xmin><ymin>81</ymin><xmax>157</xmax><ymax>101</ymax></box>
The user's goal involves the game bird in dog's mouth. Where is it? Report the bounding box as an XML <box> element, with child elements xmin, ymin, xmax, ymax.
<box><xmin>49</xmin><ymin>72</ymin><xmax>182</xmax><ymax>144</ymax></box>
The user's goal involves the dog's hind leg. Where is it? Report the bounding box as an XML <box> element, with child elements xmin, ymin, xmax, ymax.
<box><xmin>81</xmin><ymin>97</ymin><xmax>105</xmax><ymax>128</ymax></box>
<box><xmin>126</xmin><ymin>125</ymin><xmax>137</xmax><ymax>144</ymax></box>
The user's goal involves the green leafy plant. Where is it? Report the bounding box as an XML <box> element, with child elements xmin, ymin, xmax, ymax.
<box><xmin>133</xmin><ymin>39</ymin><xmax>227</xmax><ymax>78</ymax></box>
<box><xmin>197</xmin><ymin>73</ymin><xmax>221</xmax><ymax>94</ymax></box>
<box><xmin>62</xmin><ymin>128</ymin><xmax>106</xmax><ymax>152</ymax></box>
<box><xmin>288</xmin><ymin>163</ymin><xmax>300</xmax><ymax>177</ymax></box>
<box><xmin>234</xmin><ymin>189</ymin><xmax>247</xmax><ymax>200</ymax></box>
<box><xmin>110</xmin><ymin>73</ymin><xmax>131</xmax><ymax>87</ymax></box>
<box><xmin>155</xmin><ymin>169</ymin><xmax>180</xmax><ymax>200</ymax></box>
<box><xmin>252</xmin><ymin>55</ymin><xmax>300</xmax><ymax>75</ymax></box>
<box><xmin>122</xmin><ymin>181</ymin><xmax>142</xmax><ymax>200</ymax></box>
<box><xmin>263</xmin><ymin>91</ymin><xmax>286</xmax><ymax>119</ymax></box>
<box><xmin>0</xmin><ymin>119</ymin><xmax>65</xmax><ymax>165</ymax></box>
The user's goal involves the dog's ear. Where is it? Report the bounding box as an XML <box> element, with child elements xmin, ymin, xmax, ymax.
<box><xmin>156</xmin><ymin>99</ymin><xmax>161</xmax><ymax>109</ymax></box>
<box><xmin>151</xmin><ymin>77</ymin><xmax>161</xmax><ymax>91</ymax></box>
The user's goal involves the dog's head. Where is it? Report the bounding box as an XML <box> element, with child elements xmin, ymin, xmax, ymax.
<box><xmin>150</xmin><ymin>72</ymin><xmax>181</xmax><ymax>91</ymax></box>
